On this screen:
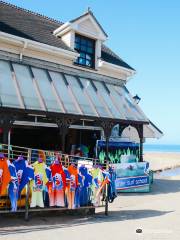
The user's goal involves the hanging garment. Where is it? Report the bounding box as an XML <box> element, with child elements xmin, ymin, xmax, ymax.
<box><xmin>74</xmin><ymin>174</ymin><xmax>83</xmax><ymax>208</ymax></box>
<box><xmin>108</xmin><ymin>167</ymin><xmax>117</xmax><ymax>203</ymax></box>
<box><xmin>91</xmin><ymin>167</ymin><xmax>104</xmax><ymax>206</ymax></box>
<box><xmin>44</xmin><ymin>166</ymin><xmax>52</xmax><ymax>207</ymax></box>
<box><xmin>7</xmin><ymin>160</ymin><xmax>18</xmax><ymax>212</ymax></box>
<box><xmin>66</xmin><ymin>165</ymin><xmax>78</xmax><ymax>209</ymax></box>
<box><xmin>79</xmin><ymin>166</ymin><xmax>93</xmax><ymax>206</ymax></box>
<box><xmin>96</xmin><ymin>170</ymin><xmax>110</xmax><ymax>199</ymax></box>
<box><xmin>48</xmin><ymin>163</ymin><xmax>66</xmax><ymax>207</ymax></box>
<box><xmin>13</xmin><ymin>158</ymin><xmax>34</xmax><ymax>197</ymax></box>
<box><xmin>0</xmin><ymin>156</ymin><xmax>11</xmax><ymax>196</ymax></box>
<box><xmin>63</xmin><ymin>167</ymin><xmax>71</xmax><ymax>207</ymax></box>
<box><xmin>30</xmin><ymin>161</ymin><xmax>48</xmax><ymax>208</ymax></box>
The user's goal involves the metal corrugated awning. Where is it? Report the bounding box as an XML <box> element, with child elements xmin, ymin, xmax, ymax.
<box><xmin>0</xmin><ymin>59</ymin><xmax>148</xmax><ymax>123</ymax></box>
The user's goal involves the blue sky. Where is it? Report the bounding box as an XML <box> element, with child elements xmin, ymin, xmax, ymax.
<box><xmin>5</xmin><ymin>0</ymin><xmax>180</xmax><ymax>144</ymax></box>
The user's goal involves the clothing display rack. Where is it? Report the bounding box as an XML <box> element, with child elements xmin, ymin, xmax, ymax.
<box><xmin>0</xmin><ymin>143</ymin><xmax>115</xmax><ymax>220</ymax></box>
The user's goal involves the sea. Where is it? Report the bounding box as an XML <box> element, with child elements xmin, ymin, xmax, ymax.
<box><xmin>144</xmin><ymin>144</ymin><xmax>180</xmax><ymax>153</ymax></box>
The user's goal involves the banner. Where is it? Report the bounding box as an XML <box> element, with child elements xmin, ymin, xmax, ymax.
<box><xmin>115</xmin><ymin>175</ymin><xmax>149</xmax><ymax>190</ymax></box>
<box><xmin>111</xmin><ymin>162</ymin><xmax>150</xmax><ymax>192</ymax></box>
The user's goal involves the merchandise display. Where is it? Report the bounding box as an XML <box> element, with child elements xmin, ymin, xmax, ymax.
<box><xmin>0</xmin><ymin>153</ymin><xmax>11</xmax><ymax>196</ymax></box>
<box><xmin>49</xmin><ymin>160</ymin><xmax>66</xmax><ymax>207</ymax></box>
<box><xmin>30</xmin><ymin>159</ymin><xmax>48</xmax><ymax>208</ymax></box>
<box><xmin>0</xmin><ymin>152</ymin><xmax>116</xmax><ymax>212</ymax></box>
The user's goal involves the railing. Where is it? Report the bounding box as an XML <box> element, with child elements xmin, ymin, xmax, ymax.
<box><xmin>0</xmin><ymin>143</ymin><xmax>107</xmax><ymax>168</ymax></box>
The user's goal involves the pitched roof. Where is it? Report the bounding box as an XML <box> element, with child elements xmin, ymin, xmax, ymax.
<box><xmin>101</xmin><ymin>45</ymin><xmax>134</xmax><ymax>70</ymax></box>
<box><xmin>0</xmin><ymin>1</ymin><xmax>134</xmax><ymax>70</ymax></box>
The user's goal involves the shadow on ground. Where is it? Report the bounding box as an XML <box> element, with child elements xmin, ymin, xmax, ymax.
<box><xmin>0</xmin><ymin>209</ymin><xmax>172</xmax><ymax>236</ymax></box>
<box><xmin>0</xmin><ymin>177</ymin><xmax>177</xmax><ymax>236</ymax></box>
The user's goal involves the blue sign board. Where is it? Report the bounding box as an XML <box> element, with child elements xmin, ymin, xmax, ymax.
<box><xmin>115</xmin><ymin>175</ymin><xmax>149</xmax><ymax>190</ymax></box>
<box><xmin>97</xmin><ymin>140</ymin><xmax>139</xmax><ymax>148</ymax></box>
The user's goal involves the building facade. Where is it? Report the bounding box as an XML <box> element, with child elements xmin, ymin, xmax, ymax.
<box><xmin>0</xmin><ymin>2</ymin><xmax>162</xmax><ymax>160</ymax></box>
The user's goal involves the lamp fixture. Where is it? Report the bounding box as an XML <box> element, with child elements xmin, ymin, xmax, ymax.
<box><xmin>133</xmin><ymin>94</ymin><xmax>141</xmax><ymax>104</ymax></box>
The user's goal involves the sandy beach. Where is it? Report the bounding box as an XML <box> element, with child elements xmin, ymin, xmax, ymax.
<box><xmin>144</xmin><ymin>152</ymin><xmax>180</xmax><ymax>171</ymax></box>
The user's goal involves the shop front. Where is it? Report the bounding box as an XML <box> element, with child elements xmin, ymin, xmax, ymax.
<box><xmin>0</xmin><ymin>58</ymin><xmax>149</xmax><ymax>158</ymax></box>
<box><xmin>0</xmin><ymin>57</ymin><xmax>149</xmax><ymax>217</ymax></box>
<box><xmin>0</xmin><ymin>1</ymin><xmax>162</xmax><ymax>218</ymax></box>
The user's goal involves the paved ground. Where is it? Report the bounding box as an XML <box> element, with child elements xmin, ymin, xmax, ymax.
<box><xmin>1</xmin><ymin>174</ymin><xmax>180</xmax><ymax>240</ymax></box>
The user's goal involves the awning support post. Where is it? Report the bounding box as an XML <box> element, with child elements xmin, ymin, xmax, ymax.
<box><xmin>0</xmin><ymin>114</ymin><xmax>15</xmax><ymax>144</ymax></box>
<box><xmin>98</xmin><ymin>120</ymin><xmax>115</xmax><ymax>216</ymax></box>
<box><xmin>136</xmin><ymin>124</ymin><xmax>144</xmax><ymax>162</ymax></box>
<box><xmin>56</xmin><ymin>117</ymin><xmax>74</xmax><ymax>153</ymax></box>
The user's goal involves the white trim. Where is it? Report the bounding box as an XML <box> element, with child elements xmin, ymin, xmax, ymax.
<box><xmin>13</xmin><ymin>120</ymin><xmax>102</xmax><ymax>131</ymax></box>
<box><xmin>11</xmin><ymin>71</ymin><xmax>24</xmax><ymax>109</ymax></box>
<box><xmin>0</xmin><ymin>31</ymin><xmax>79</xmax><ymax>60</ymax></box>
<box><xmin>53</xmin><ymin>22</ymin><xmax>71</xmax><ymax>36</ymax></box>
<box><xmin>50</xmin><ymin>80</ymin><xmax>66</xmax><ymax>113</ymax></box>
<box><xmin>67</xmin><ymin>85</ymin><xmax>83</xmax><ymax>115</ymax></box>
<box><xmin>31</xmin><ymin>73</ymin><xmax>47</xmax><ymax>111</ymax></box>
<box><xmin>74</xmin><ymin>14</ymin><xmax>107</xmax><ymax>40</ymax></box>
<box><xmin>98</xmin><ymin>59</ymin><xmax>136</xmax><ymax>78</ymax></box>
<box><xmin>53</xmin><ymin>14</ymin><xmax>107</xmax><ymax>41</ymax></box>
<box><xmin>83</xmin><ymin>88</ymin><xmax>99</xmax><ymax>117</ymax></box>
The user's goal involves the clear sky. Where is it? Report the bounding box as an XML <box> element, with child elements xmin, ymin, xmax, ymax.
<box><xmin>4</xmin><ymin>0</ymin><xmax>180</xmax><ymax>144</ymax></box>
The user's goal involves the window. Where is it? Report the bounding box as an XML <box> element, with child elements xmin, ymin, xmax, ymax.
<box><xmin>74</xmin><ymin>34</ymin><xmax>95</xmax><ymax>68</ymax></box>
<box><xmin>31</xmin><ymin>67</ymin><xmax>61</xmax><ymax>112</ymax></box>
<box><xmin>0</xmin><ymin>60</ymin><xmax>20</xmax><ymax>108</ymax></box>
<box><xmin>13</xmin><ymin>63</ymin><xmax>41</xmax><ymax>110</ymax></box>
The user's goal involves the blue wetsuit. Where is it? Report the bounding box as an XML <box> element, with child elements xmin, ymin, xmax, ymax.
<box><xmin>79</xmin><ymin>166</ymin><xmax>92</xmax><ymax>206</ymax></box>
<box><xmin>8</xmin><ymin>161</ymin><xmax>18</xmax><ymax>212</ymax></box>
<box><xmin>13</xmin><ymin>159</ymin><xmax>34</xmax><ymax>197</ymax></box>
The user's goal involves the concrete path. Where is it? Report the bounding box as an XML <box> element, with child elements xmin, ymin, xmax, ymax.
<box><xmin>0</xmin><ymin>175</ymin><xmax>180</xmax><ymax>240</ymax></box>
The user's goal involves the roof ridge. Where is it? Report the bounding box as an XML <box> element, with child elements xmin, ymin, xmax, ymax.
<box><xmin>0</xmin><ymin>0</ymin><xmax>63</xmax><ymax>25</ymax></box>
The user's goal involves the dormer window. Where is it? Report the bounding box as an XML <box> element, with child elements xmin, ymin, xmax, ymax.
<box><xmin>53</xmin><ymin>10</ymin><xmax>108</xmax><ymax>70</ymax></box>
<box><xmin>74</xmin><ymin>34</ymin><xmax>95</xmax><ymax>68</ymax></box>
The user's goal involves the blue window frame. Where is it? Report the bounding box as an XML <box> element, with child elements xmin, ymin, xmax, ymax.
<box><xmin>74</xmin><ymin>34</ymin><xmax>95</xmax><ymax>68</ymax></box>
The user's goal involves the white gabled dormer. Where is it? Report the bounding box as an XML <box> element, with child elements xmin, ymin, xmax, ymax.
<box><xmin>53</xmin><ymin>9</ymin><xmax>107</xmax><ymax>69</ymax></box>
<box><xmin>53</xmin><ymin>10</ymin><xmax>135</xmax><ymax>80</ymax></box>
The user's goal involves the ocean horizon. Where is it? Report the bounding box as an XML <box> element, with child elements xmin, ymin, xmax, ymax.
<box><xmin>144</xmin><ymin>144</ymin><xmax>180</xmax><ymax>153</ymax></box>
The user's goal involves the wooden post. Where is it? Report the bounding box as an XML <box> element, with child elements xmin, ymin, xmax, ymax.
<box><xmin>2</xmin><ymin>127</ymin><xmax>9</xmax><ymax>144</ymax></box>
<box><xmin>139</xmin><ymin>138</ymin><xmax>143</xmax><ymax>162</ymax></box>
<box><xmin>56</xmin><ymin>117</ymin><xmax>74</xmax><ymax>153</ymax></box>
<box><xmin>136</xmin><ymin>124</ymin><xmax>144</xmax><ymax>162</ymax></box>
<box><xmin>98</xmin><ymin>120</ymin><xmax>115</xmax><ymax>216</ymax></box>
<box><xmin>0</xmin><ymin>114</ymin><xmax>15</xmax><ymax>145</ymax></box>
<box><xmin>105</xmin><ymin>135</ymin><xmax>109</xmax><ymax>216</ymax></box>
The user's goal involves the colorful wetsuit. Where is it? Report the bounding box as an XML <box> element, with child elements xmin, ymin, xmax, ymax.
<box><xmin>30</xmin><ymin>161</ymin><xmax>48</xmax><ymax>208</ymax></box>
<box><xmin>63</xmin><ymin>167</ymin><xmax>70</xmax><ymax>207</ymax></box>
<box><xmin>91</xmin><ymin>168</ymin><xmax>104</xmax><ymax>206</ymax></box>
<box><xmin>79</xmin><ymin>166</ymin><xmax>92</xmax><ymax>206</ymax></box>
<box><xmin>7</xmin><ymin>160</ymin><xmax>18</xmax><ymax>212</ymax></box>
<box><xmin>66</xmin><ymin>165</ymin><xmax>78</xmax><ymax>209</ymax></box>
<box><xmin>13</xmin><ymin>158</ymin><xmax>34</xmax><ymax>197</ymax></box>
<box><xmin>43</xmin><ymin>166</ymin><xmax>52</xmax><ymax>207</ymax></box>
<box><xmin>0</xmin><ymin>157</ymin><xmax>11</xmax><ymax>196</ymax></box>
<box><xmin>49</xmin><ymin>163</ymin><xmax>66</xmax><ymax>207</ymax></box>
<box><xmin>74</xmin><ymin>174</ymin><xmax>83</xmax><ymax>208</ymax></box>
